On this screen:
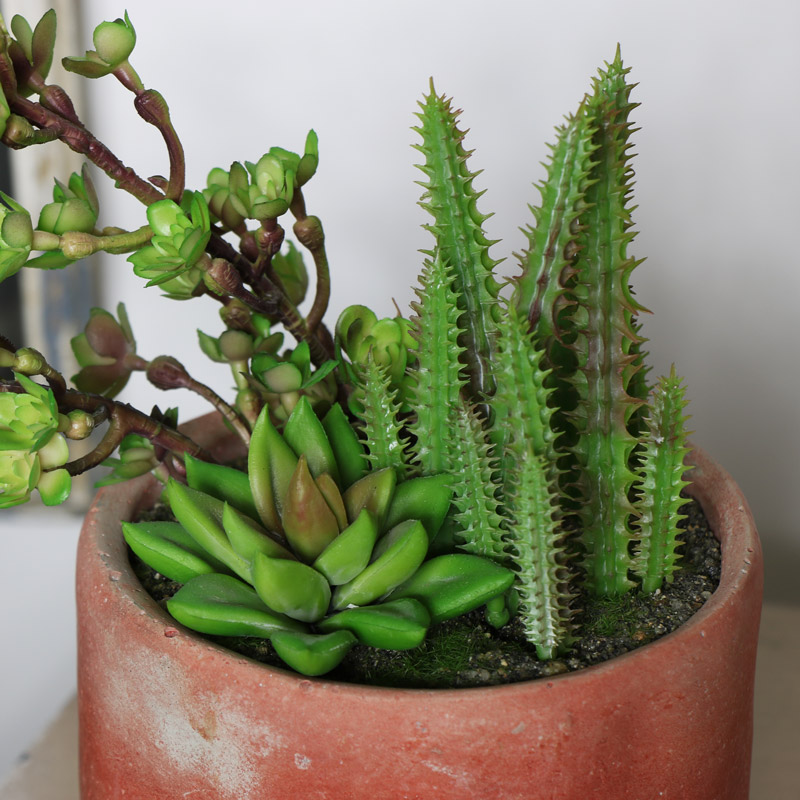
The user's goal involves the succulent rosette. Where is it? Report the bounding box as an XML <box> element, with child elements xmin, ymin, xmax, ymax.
<box><xmin>0</xmin><ymin>374</ymin><xmax>71</xmax><ymax>507</ymax></box>
<box><xmin>127</xmin><ymin>192</ymin><xmax>210</xmax><ymax>299</ymax></box>
<box><xmin>123</xmin><ymin>398</ymin><xmax>513</xmax><ymax>676</ymax></box>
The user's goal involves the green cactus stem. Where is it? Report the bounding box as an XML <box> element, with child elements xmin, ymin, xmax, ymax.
<box><xmin>504</xmin><ymin>449</ymin><xmax>574</xmax><ymax>660</ymax></box>
<box><xmin>513</xmin><ymin>101</ymin><xmax>595</xmax><ymax>342</ymax></box>
<box><xmin>447</xmin><ymin>402</ymin><xmax>507</xmax><ymax>562</ymax></box>
<box><xmin>406</xmin><ymin>251</ymin><xmax>465</xmax><ymax>475</ymax></box>
<box><xmin>569</xmin><ymin>49</ymin><xmax>647</xmax><ymax>597</ymax></box>
<box><xmin>352</xmin><ymin>352</ymin><xmax>409</xmax><ymax>478</ymax></box>
<box><xmin>632</xmin><ymin>366</ymin><xmax>691</xmax><ymax>593</ymax></box>
<box><xmin>413</xmin><ymin>83</ymin><xmax>502</xmax><ymax>404</ymax></box>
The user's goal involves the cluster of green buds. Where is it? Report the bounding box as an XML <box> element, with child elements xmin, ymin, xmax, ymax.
<box><xmin>0</xmin><ymin>367</ymin><xmax>71</xmax><ymax>508</ymax></box>
<box><xmin>127</xmin><ymin>193</ymin><xmax>210</xmax><ymax>299</ymax></box>
<box><xmin>123</xmin><ymin>397</ymin><xmax>514</xmax><ymax>676</ymax></box>
<box><xmin>203</xmin><ymin>132</ymin><xmax>319</xmax><ymax>228</ymax></box>
<box><xmin>336</xmin><ymin>305</ymin><xmax>417</xmax><ymax>412</ymax></box>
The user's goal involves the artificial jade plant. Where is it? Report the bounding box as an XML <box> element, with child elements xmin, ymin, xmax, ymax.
<box><xmin>0</xmin><ymin>10</ymin><xmax>691</xmax><ymax>675</ymax></box>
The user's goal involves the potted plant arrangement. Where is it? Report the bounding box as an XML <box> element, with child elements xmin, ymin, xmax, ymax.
<box><xmin>0</xmin><ymin>9</ymin><xmax>762</xmax><ymax>800</ymax></box>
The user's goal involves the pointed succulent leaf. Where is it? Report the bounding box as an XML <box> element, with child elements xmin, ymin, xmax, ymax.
<box><xmin>252</xmin><ymin>552</ymin><xmax>331</xmax><ymax>623</ymax></box>
<box><xmin>321</xmin><ymin>403</ymin><xmax>367</xmax><ymax>489</ymax></box>
<box><xmin>331</xmin><ymin>519</ymin><xmax>428</xmax><ymax>611</ymax></box>
<box><xmin>389</xmin><ymin>553</ymin><xmax>515</xmax><ymax>625</ymax></box>
<box><xmin>167</xmin><ymin>573</ymin><xmax>306</xmax><ymax>638</ymax></box>
<box><xmin>30</xmin><ymin>9</ymin><xmax>57</xmax><ymax>80</ymax></box>
<box><xmin>383</xmin><ymin>473</ymin><xmax>453</xmax><ymax>542</ymax></box>
<box><xmin>248</xmin><ymin>405</ymin><xmax>298</xmax><ymax>533</ymax></box>
<box><xmin>222</xmin><ymin>503</ymin><xmax>294</xmax><ymax>563</ymax></box>
<box><xmin>312</xmin><ymin>509</ymin><xmax>378</xmax><ymax>585</ymax></box>
<box><xmin>314</xmin><ymin>472</ymin><xmax>348</xmax><ymax>531</ymax></box>
<box><xmin>165</xmin><ymin>479</ymin><xmax>251</xmax><ymax>582</ymax></box>
<box><xmin>318</xmin><ymin>598</ymin><xmax>429</xmax><ymax>650</ymax></box>
<box><xmin>184</xmin><ymin>453</ymin><xmax>258</xmax><ymax>521</ymax></box>
<box><xmin>282</xmin><ymin>455</ymin><xmax>341</xmax><ymax>562</ymax></box>
<box><xmin>269</xmin><ymin>629</ymin><xmax>356</xmax><ymax>677</ymax></box>
<box><xmin>122</xmin><ymin>520</ymin><xmax>221</xmax><ymax>583</ymax></box>
<box><xmin>282</xmin><ymin>396</ymin><xmax>339</xmax><ymax>482</ymax></box>
<box><xmin>342</xmin><ymin>467</ymin><xmax>396</xmax><ymax>530</ymax></box>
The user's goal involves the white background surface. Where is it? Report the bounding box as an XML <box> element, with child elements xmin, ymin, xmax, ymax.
<box><xmin>1</xmin><ymin>0</ymin><xmax>799</xmax><ymax>782</ymax></box>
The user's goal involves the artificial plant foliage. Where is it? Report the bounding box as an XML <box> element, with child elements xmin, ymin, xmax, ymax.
<box><xmin>0</xmin><ymin>8</ymin><xmax>694</xmax><ymax>676</ymax></box>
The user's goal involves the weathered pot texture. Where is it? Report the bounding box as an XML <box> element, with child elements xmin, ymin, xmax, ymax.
<box><xmin>77</xmin><ymin>415</ymin><xmax>763</xmax><ymax>800</ymax></box>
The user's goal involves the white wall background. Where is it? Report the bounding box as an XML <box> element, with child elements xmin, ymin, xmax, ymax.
<box><xmin>2</xmin><ymin>0</ymin><xmax>799</xmax><ymax>781</ymax></box>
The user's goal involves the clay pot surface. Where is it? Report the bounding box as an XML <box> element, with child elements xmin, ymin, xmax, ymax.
<box><xmin>77</xmin><ymin>415</ymin><xmax>762</xmax><ymax>799</ymax></box>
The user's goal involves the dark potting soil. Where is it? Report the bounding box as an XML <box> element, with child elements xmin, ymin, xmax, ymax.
<box><xmin>131</xmin><ymin>497</ymin><xmax>720</xmax><ymax>689</ymax></box>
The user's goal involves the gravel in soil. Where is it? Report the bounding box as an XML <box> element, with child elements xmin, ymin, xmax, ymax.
<box><xmin>131</xmin><ymin>497</ymin><xmax>720</xmax><ymax>689</ymax></box>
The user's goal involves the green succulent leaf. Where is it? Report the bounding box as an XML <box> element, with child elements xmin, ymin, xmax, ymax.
<box><xmin>184</xmin><ymin>453</ymin><xmax>258</xmax><ymax>521</ymax></box>
<box><xmin>321</xmin><ymin>403</ymin><xmax>367</xmax><ymax>490</ymax></box>
<box><xmin>312</xmin><ymin>509</ymin><xmax>378</xmax><ymax>585</ymax></box>
<box><xmin>383</xmin><ymin>473</ymin><xmax>453</xmax><ymax>543</ymax></box>
<box><xmin>122</xmin><ymin>520</ymin><xmax>222</xmax><ymax>583</ymax></box>
<box><xmin>318</xmin><ymin>598</ymin><xmax>430</xmax><ymax>650</ymax></box>
<box><xmin>283</xmin><ymin>396</ymin><xmax>339</xmax><ymax>483</ymax></box>
<box><xmin>331</xmin><ymin>519</ymin><xmax>428</xmax><ymax>611</ymax></box>
<box><xmin>222</xmin><ymin>503</ymin><xmax>295</xmax><ymax>563</ymax></box>
<box><xmin>342</xmin><ymin>467</ymin><xmax>396</xmax><ymax>530</ymax></box>
<box><xmin>167</xmin><ymin>573</ymin><xmax>306</xmax><ymax>637</ymax></box>
<box><xmin>269</xmin><ymin>629</ymin><xmax>356</xmax><ymax>677</ymax></box>
<box><xmin>252</xmin><ymin>552</ymin><xmax>331</xmax><ymax>623</ymax></box>
<box><xmin>388</xmin><ymin>553</ymin><xmax>515</xmax><ymax>625</ymax></box>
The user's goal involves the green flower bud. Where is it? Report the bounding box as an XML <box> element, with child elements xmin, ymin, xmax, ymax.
<box><xmin>0</xmin><ymin>192</ymin><xmax>32</xmax><ymax>282</ymax></box>
<box><xmin>64</xmin><ymin>410</ymin><xmax>95</xmax><ymax>440</ymax></box>
<box><xmin>37</xmin><ymin>166</ymin><xmax>99</xmax><ymax>235</ymax></box>
<box><xmin>92</xmin><ymin>13</ymin><xmax>136</xmax><ymax>68</ymax></box>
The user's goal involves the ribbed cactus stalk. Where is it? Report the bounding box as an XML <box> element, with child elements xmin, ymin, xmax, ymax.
<box><xmin>406</xmin><ymin>251</ymin><xmax>466</xmax><ymax>475</ymax></box>
<box><xmin>504</xmin><ymin>448</ymin><xmax>574</xmax><ymax>659</ymax></box>
<box><xmin>352</xmin><ymin>353</ymin><xmax>410</xmax><ymax>478</ymax></box>
<box><xmin>491</xmin><ymin>303</ymin><xmax>560</xmax><ymax>488</ymax></box>
<box><xmin>448</xmin><ymin>402</ymin><xmax>507</xmax><ymax>562</ymax></box>
<box><xmin>632</xmin><ymin>367</ymin><xmax>691</xmax><ymax>593</ymax></box>
<box><xmin>513</xmin><ymin>101</ymin><xmax>595</xmax><ymax>344</ymax></box>
<box><xmin>413</xmin><ymin>83</ymin><xmax>502</xmax><ymax>404</ymax></box>
<box><xmin>568</xmin><ymin>49</ymin><xmax>647</xmax><ymax>596</ymax></box>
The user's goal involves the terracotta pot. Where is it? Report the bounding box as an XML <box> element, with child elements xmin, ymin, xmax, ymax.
<box><xmin>77</xmin><ymin>415</ymin><xmax>762</xmax><ymax>800</ymax></box>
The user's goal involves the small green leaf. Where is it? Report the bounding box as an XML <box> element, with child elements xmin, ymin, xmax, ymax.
<box><xmin>342</xmin><ymin>467</ymin><xmax>396</xmax><ymax>530</ymax></box>
<box><xmin>252</xmin><ymin>552</ymin><xmax>331</xmax><ymax>623</ymax></box>
<box><xmin>167</xmin><ymin>573</ymin><xmax>305</xmax><ymax>637</ymax></box>
<box><xmin>269</xmin><ymin>629</ymin><xmax>356</xmax><ymax>677</ymax></box>
<box><xmin>165</xmin><ymin>479</ymin><xmax>251</xmax><ymax>582</ymax></box>
<box><xmin>384</xmin><ymin>473</ymin><xmax>453</xmax><ymax>541</ymax></box>
<box><xmin>184</xmin><ymin>453</ymin><xmax>258</xmax><ymax>521</ymax></box>
<box><xmin>322</xmin><ymin>403</ymin><xmax>367</xmax><ymax>489</ymax></box>
<box><xmin>389</xmin><ymin>553</ymin><xmax>515</xmax><ymax>625</ymax></box>
<box><xmin>222</xmin><ymin>503</ymin><xmax>294</xmax><ymax>562</ymax></box>
<box><xmin>248</xmin><ymin>405</ymin><xmax>298</xmax><ymax>533</ymax></box>
<box><xmin>332</xmin><ymin>519</ymin><xmax>427</xmax><ymax>611</ymax></box>
<box><xmin>312</xmin><ymin>509</ymin><xmax>378</xmax><ymax>585</ymax></box>
<box><xmin>318</xmin><ymin>598</ymin><xmax>429</xmax><ymax>650</ymax></box>
<box><xmin>122</xmin><ymin>520</ymin><xmax>222</xmax><ymax>583</ymax></box>
<box><xmin>283</xmin><ymin>395</ymin><xmax>339</xmax><ymax>482</ymax></box>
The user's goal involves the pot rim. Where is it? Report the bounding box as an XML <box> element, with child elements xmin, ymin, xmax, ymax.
<box><xmin>80</xmin><ymin>430</ymin><xmax>762</xmax><ymax>699</ymax></box>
